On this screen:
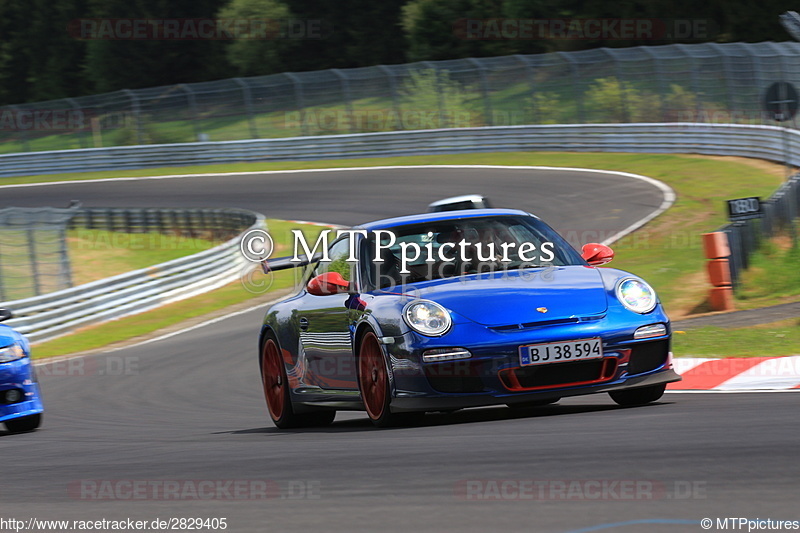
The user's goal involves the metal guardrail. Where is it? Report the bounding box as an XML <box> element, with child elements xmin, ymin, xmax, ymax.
<box><xmin>1</xmin><ymin>211</ymin><xmax>264</xmax><ymax>344</ymax></box>
<box><xmin>69</xmin><ymin>207</ymin><xmax>257</xmax><ymax>238</ymax></box>
<box><xmin>1</xmin><ymin>123</ymin><xmax>799</xmax><ymax>178</ymax></box>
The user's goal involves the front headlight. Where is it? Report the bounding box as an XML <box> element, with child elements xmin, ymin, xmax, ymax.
<box><xmin>403</xmin><ymin>300</ymin><xmax>452</xmax><ymax>336</ymax></box>
<box><xmin>0</xmin><ymin>343</ymin><xmax>25</xmax><ymax>363</ymax></box>
<box><xmin>616</xmin><ymin>278</ymin><xmax>657</xmax><ymax>314</ymax></box>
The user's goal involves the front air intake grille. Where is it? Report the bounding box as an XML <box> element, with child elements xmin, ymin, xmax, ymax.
<box><xmin>424</xmin><ymin>361</ymin><xmax>486</xmax><ymax>393</ymax></box>
<box><xmin>628</xmin><ymin>339</ymin><xmax>670</xmax><ymax>375</ymax></box>
<box><xmin>499</xmin><ymin>358</ymin><xmax>618</xmax><ymax>391</ymax></box>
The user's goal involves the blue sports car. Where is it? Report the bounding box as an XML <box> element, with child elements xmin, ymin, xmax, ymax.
<box><xmin>0</xmin><ymin>308</ymin><xmax>43</xmax><ymax>433</ymax></box>
<box><xmin>258</xmin><ymin>208</ymin><xmax>680</xmax><ymax>428</ymax></box>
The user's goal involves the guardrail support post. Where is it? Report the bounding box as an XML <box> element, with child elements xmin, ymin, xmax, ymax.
<box><xmin>65</xmin><ymin>98</ymin><xmax>89</xmax><ymax>149</ymax></box>
<box><xmin>422</xmin><ymin>62</ymin><xmax>447</xmax><ymax>128</ymax></box>
<box><xmin>178</xmin><ymin>84</ymin><xmax>202</xmax><ymax>141</ymax></box>
<box><xmin>467</xmin><ymin>58</ymin><xmax>493</xmax><ymax>127</ymax></box>
<box><xmin>58</xmin><ymin>225</ymin><xmax>73</xmax><ymax>289</ymax></box>
<box><xmin>639</xmin><ymin>47</ymin><xmax>668</xmax><ymax>121</ymax></box>
<box><xmin>234</xmin><ymin>78</ymin><xmax>259</xmax><ymax>139</ymax></box>
<box><xmin>8</xmin><ymin>106</ymin><xmax>30</xmax><ymax>152</ymax></box>
<box><xmin>556</xmin><ymin>52</ymin><xmax>584</xmax><ymax>123</ymax></box>
<box><xmin>514</xmin><ymin>55</ymin><xmax>537</xmax><ymax>124</ymax></box>
<box><xmin>122</xmin><ymin>89</ymin><xmax>144</xmax><ymax>146</ymax></box>
<box><xmin>284</xmin><ymin>73</ymin><xmax>308</xmax><ymax>136</ymax></box>
<box><xmin>377</xmin><ymin>65</ymin><xmax>401</xmax><ymax>129</ymax></box>
<box><xmin>332</xmin><ymin>69</ymin><xmax>356</xmax><ymax>134</ymax></box>
<box><xmin>27</xmin><ymin>227</ymin><xmax>41</xmax><ymax>297</ymax></box>
<box><xmin>0</xmin><ymin>249</ymin><xmax>6</xmax><ymax>301</ymax></box>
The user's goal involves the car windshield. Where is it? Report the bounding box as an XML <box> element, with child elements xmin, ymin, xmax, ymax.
<box><xmin>364</xmin><ymin>215</ymin><xmax>584</xmax><ymax>289</ymax></box>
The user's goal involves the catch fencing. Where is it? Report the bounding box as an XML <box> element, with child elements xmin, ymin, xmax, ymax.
<box><xmin>2</xmin><ymin>41</ymin><xmax>800</xmax><ymax>155</ymax></box>
<box><xmin>0</xmin><ymin>206</ymin><xmax>256</xmax><ymax>301</ymax></box>
<box><xmin>723</xmin><ymin>174</ymin><xmax>800</xmax><ymax>289</ymax></box>
<box><xmin>0</xmin><ymin>208</ymin><xmax>263</xmax><ymax>343</ymax></box>
<box><xmin>0</xmin><ymin>207</ymin><xmax>76</xmax><ymax>301</ymax></box>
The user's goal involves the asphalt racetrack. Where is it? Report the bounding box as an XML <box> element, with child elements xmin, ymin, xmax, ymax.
<box><xmin>2</xmin><ymin>167</ymin><xmax>798</xmax><ymax>532</ymax></box>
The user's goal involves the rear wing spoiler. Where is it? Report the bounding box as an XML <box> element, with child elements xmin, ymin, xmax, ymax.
<box><xmin>260</xmin><ymin>253</ymin><xmax>323</xmax><ymax>274</ymax></box>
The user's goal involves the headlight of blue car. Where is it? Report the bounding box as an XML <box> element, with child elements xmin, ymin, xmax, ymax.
<box><xmin>616</xmin><ymin>278</ymin><xmax>657</xmax><ymax>314</ymax></box>
<box><xmin>0</xmin><ymin>343</ymin><xmax>25</xmax><ymax>363</ymax></box>
<box><xmin>403</xmin><ymin>300</ymin><xmax>452</xmax><ymax>336</ymax></box>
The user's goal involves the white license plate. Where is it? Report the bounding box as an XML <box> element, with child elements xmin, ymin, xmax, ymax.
<box><xmin>519</xmin><ymin>337</ymin><xmax>603</xmax><ymax>366</ymax></box>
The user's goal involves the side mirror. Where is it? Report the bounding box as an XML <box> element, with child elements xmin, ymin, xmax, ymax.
<box><xmin>581</xmin><ymin>243</ymin><xmax>614</xmax><ymax>266</ymax></box>
<box><xmin>307</xmin><ymin>272</ymin><xmax>351</xmax><ymax>296</ymax></box>
<box><xmin>0</xmin><ymin>308</ymin><xmax>13</xmax><ymax>323</ymax></box>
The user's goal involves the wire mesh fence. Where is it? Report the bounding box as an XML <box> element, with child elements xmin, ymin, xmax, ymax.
<box><xmin>0</xmin><ymin>207</ymin><xmax>258</xmax><ymax>302</ymax></box>
<box><xmin>722</xmin><ymin>173</ymin><xmax>800</xmax><ymax>290</ymax></box>
<box><xmin>0</xmin><ymin>208</ymin><xmax>75</xmax><ymax>301</ymax></box>
<box><xmin>3</xmin><ymin>41</ymin><xmax>800</xmax><ymax>154</ymax></box>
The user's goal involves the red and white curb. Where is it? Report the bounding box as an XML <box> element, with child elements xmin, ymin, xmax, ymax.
<box><xmin>668</xmin><ymin>356</ymin><xmax>800</xmax><ymax>391</ymax></box>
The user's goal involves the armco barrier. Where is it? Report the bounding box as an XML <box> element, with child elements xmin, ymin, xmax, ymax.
<box><xmin>0</xmin><ymin>212</ymin><xmax>265</xmax><ymax>344</ymax></box>
<box><xmin>1</xmin><ymin>123</ymin><xmax>800</xmax><ymax>178</ymax></box>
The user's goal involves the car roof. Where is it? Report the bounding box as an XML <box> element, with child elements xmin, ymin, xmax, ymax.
<box><xmin>356</xmin><ymin>208</ymin><xmax>535</xmax><ymax>231</ymax></box>
<box><xmin>428</xmin><ymin>194</ymin><xmax>487</xmax><ymax>208</ymax></box>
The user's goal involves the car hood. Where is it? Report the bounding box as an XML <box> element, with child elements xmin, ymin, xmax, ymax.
<box><xmin>405</xmin><ymin>266</ymin><xmax>608</xmax><ymax>327</ymax></box>
<box><xmin>0</xmin><ymin>326</ymin><xmax>17</xmax><ymax>348</ymax></box>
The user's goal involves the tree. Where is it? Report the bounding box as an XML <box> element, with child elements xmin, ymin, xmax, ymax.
<box><xmin>85</xmin><ymin>0</ymin><xmax>232</xmax><ymax>93</ymax></box>
<box><xmin>217</xmin><ymin>0</ymin><xmax>293</xmax><ymax>76</ymax></box>
<box><xmin>280</xmin><ymin>0</ymin><xmax>408</xmax><ymax>70</ymax></box>
<box><xmin>402</xmin><ymin>0</ymin><xmax>536</xmax><ymax>62</ymax></box>
<box><xmin>0</xmin><ymin>0</ymin><xmax>92</xmax><ymax>104</ymax></box>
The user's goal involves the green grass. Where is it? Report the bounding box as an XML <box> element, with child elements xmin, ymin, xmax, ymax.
<box><xmin>734</xmin><ymin>233</ymin><xmax>800</xmax><ymax>309</ymax></box>
<box><xmin>14</xmin><ymin>151</ymin><xmax>794</xmax><ymax>357</ymax></box>
<box><xmin>673</xmin><ymin>318</ymin><xmax>800</xmax><ymax>357</ymax></box>
<box><xmin>68</xmin><ymin>229</ymin><xmax>222</xmax><ymax>285</ymax></box>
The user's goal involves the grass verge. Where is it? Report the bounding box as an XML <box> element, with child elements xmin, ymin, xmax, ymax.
<box><xmin>672</xmin><ymin>318</ymin><xmax>800</xmax><ymax>357</ymax></box>
<box><xmin>68</xmin><ymin>229</ymin><xmax>222</xmax><ymax>285</ymax></box>
<box><xmin>733</xmin><ymin>232</ymin><xmax>800</xmax><ymax>310</ymax></box>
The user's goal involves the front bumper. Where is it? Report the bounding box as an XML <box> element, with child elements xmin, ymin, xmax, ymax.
<box><xmin>384</xmin><ymin>320</ymin><xmax>680</xmax><ymax>412</ymax></box>
<box><xmin>391</xmin><ymin>368</ymin><xmax>680</xmax><ymax>412</ymax></box>
<box><xmin>0</xmin><ymin>358</ymin><xmax>44</xmax><ymax>423</ymax></box>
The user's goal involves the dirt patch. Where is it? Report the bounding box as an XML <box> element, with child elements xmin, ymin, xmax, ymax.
<box><xmin>666</xmin><ymin>269</ymin><xmax>712</xmax><ymax>320</ymax></box>
<box><xmin>772</xmin><ymin>233</ymin><xmax>794</xmax><ymax>252</ymax></box>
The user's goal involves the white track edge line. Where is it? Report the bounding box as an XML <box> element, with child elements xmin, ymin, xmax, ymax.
<box><xmin>29</xmin><ymin>164</ymin><xmax>673</xmax><ymax>361</ymax></box>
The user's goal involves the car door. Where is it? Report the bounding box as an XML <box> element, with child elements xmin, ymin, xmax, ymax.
<box><xmin>299</xmin><ymin>236</ymin><xmax>359</xmax><ymax>390</ymax></box>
